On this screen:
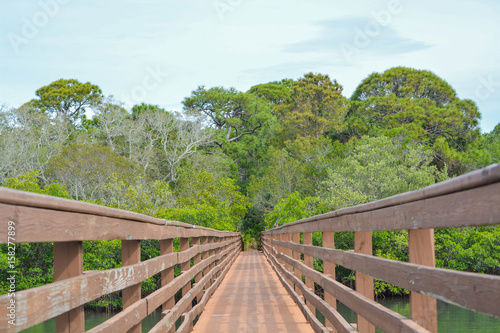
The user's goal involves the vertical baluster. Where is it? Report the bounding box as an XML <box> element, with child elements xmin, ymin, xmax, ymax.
<box><xmin>303</xmin><ymin>232</ymin><xmax>315</xmax><ymax>315</ymax></box>
<box><xmin>198</xmin><ymin>236</ymin><xmax>208</xmax><ymax>302</ymax></box>
<box><xmin>323</xmin><ymin>231</ymin><xmax>337</xmax><ymax>332</ymax></box>
<box><xmin>160</xmin><ymin>239</ymin><xmax>175</xmax><ymax>311</ymax></box>
<box><xmin>122</xmin><ymin>240</ymin><xmax>142</xmax><ymax>333</ymax></box>
<box><xmin>355</xmin><ymin>231</ymin><xmax>374</xmax><ymax>333</ymax></box>
<box><xmin>180</xmin><ymin>237</ymin><xmax>191</xmax><ymax>311</ymax></box>
<box><xmin>208</xmin><ymin>236</ymin><xmax>214</xmax><ymax>285</ymax></box>
<box><xmin>291</xmin><ymin>232</ymin><xmax>302</xmax><ymax>294</ymax></box>
<box><xmin>409</xmin><ymin>229</ymin><xmax>438</xmax><ymax>333</ymax></box>
<box><xmin>192</xmin><ymin>237</ymin><xmax>201</xmax><ymax>303</ymax></box>
<box><xmin>54</xmin><ymin>241</ymin><xmax>84</xmax><ymax>333</ymax></box>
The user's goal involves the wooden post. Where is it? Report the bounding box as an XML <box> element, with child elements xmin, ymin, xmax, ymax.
<box><xmin>409</xmin><ymin>229</ymin><xmax>438</xmax><ymax>333</ymax></box>
<box><xmin>180</xmin><ymin>237</ymin><xmax>192</xmax><ymax>311</ymax></box>
<box><xmin>160</xmin><ymin>239</ymin><xmax>175</xmax><ymax>311</ymax></box>
<box><xmin>303</xmin><ymin>232</ymin><xmax>315</xmax><ymax>315</ymax></box>
<box><xmin>122</xmin><ymin>240</ymin><xmax>142</xmax><ymax>333</ymax></box>
<box><xmin>54</xmin><ymin>241</ymin><xmax>84</xmax><ymax>333</ymax></box>
<box><xmin>198</xmin><ymin>236</ymin><xmax>208</xmax><ymax>301</ymax></box>
<box><xmin>207</xmin><ymin>236</ymin><xmax>213</xmax><ymax>287</ymax></box>
<box><xmin>292</xmin><ymin>233</ymin><xmax>302</xmax><ymax>294</ymax></box>
<box><xmin>192</xmin><ymin>237</ymin><xmax>201</xmax><ymax>304</ymax></box>
<box><xmin>323</xmin><ymin>232</ymin><xmax>337</xmax><ymax>332</ymax></box>
<box><xmin>355</xmin><ymin>231</ymin><xmax>374</xmax><ymax>333</ymax></box>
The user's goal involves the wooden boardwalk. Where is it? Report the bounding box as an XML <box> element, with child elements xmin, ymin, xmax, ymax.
<box><xmin>192</xmin><ymin>251</ymin><xmax>314</xmax><ymax>333</ymax></box>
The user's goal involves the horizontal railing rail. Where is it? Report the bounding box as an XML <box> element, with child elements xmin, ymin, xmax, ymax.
<box><xmin>262</xmin><ymin>163</ymin><xmax>500</xmax><ymax>333</ymax></box>
<box><xmin>0</xmin><ymin>188</ymin><xmax>241</xmax><ymax>333</ymax></box>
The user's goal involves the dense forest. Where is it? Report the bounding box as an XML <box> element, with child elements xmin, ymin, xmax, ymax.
<box><xmin>1</xmin><ymin>66</ymin><xmax>499</xmax><ymax>305</ymax></box>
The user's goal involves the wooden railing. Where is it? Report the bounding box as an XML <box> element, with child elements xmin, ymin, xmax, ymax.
<box><xmin>262</xmin><ymin>164</ymin><xmax>500</xmax><ymax>333</ymax></box>
<box><xmin>0</xmin><ymin>188</ymin><xmax>241</xmax><ymax>333</ymax></box>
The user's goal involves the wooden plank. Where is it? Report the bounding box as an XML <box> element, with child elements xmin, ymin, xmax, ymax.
<box><xmin>409</xmin><ymin>229</ymin><xmax>438</xmax><ymax>333</ymax></box>
<box><xmin>266</xmin><ymin>164</ymin><xmax>500</xmax><ymax>233</ymax></box>
<box><xmin>0</xmin><ymin>187</ymin><xmax>246</xmax><ymax>235</ymax></box>
<box><xmin>198</xmin><ymin>236</ymin><xmax>208</xmax><ymax>301</ymax></box>
<box><xmin>0</xmin><ymin>203</ymin><xmax>239</xmax><ymax>243</ymax></box>
<box><xmin>323</xmin><ymin>232</ymin><xmax>337</xmax><ymax>332</ymax></box>
<box><xmin>263</xmin><ymin>244</ymin><xmax>352</xmax><ymax>333</ymax></box>
<box><xmin>192</xmin><ymin>250</ymin><xmax>318</xmax><ymax>333</ymax></box>
<box><xmin>180</xmin><ymin>238</ymin><xmax>192</xmax><ymax>311</ymax></box>
<box><xmin>291</xmin><ymin>233</ymin><xmax>303</xmax><ymax>296</ymax></box>
<box><xmin>53</xmin><ymin>241</ymin><xmax>84</xmax><ymax>333</ymax></box>
<box><xmin>355</xmin><ymin>232</ymin><xmax>374</xmax><ymax>333</ymax></box>
<box><xmin>87</xmin><ymin>300</ymin><xmax>147</xmax><ymax>333</ymax></box>
<box><xmin>192</xmin><ymin>237</ymin><xmax>202</xmax><ymax>304</ymax></box>
<box><xmin>146</xmin><ymin>244</ymin><xmax>238</xmax><ymax>315</ymax></box>
<box><xmin>179</xmin><ymin>245</ymin><xmax>241</xmax><ymax>333</ymax></box>
<box><xmin>262</xmin><ymin>182</ymin><xmax>500</xmax><ymax>235</ymax></box>
<box><xmin>303</xmin><ymin>232</ymin><xmax>315</xmax><ymax>315</ymax></box>
<box><xmin>0</xmin><ymin>240</ymin><xmax>239</xmax><ymax>332</ymax></box>
<box><xmin>263</xmin><ymin>237</ymin><xmax>500</xmax><ymax>317</ymax></box>
<box><xmin>122</xmin><ymin>240</ymin><xmax>141</xmax><ymax>333</ymax></box>
<box><xmin>89</xmin><ymin>244</ymin><xmax>240</xmax><ymax>333</ymax></box>
<box><xmin>268</xmin><ymin>244</ymin><xmax>430</xmax><ymax>333</ymax></box>
<box><xmin>150</xmin><ymin>246</ymin><xmax>240</xmax><ymax>333</ymax></box>
<box><xmin>160</xmin><ymin>239</ymin><xmax>175</xmax><ymax>311</ymax></box>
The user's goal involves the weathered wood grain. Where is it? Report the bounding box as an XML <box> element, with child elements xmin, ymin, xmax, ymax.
<box><xmin>323</xmin><ymin>231</ymin><xmax>337</xmax><ymax>332</ymax></box>
<box><xmin>355</xmin><ymin>231</ymin><xmax>374</xmax><ymax>333</ymax></box>
<box><xmin>121</xmin><ymin>240</ymin><xmax>141</xmax><ymax>333</ymax></box>
<box><xmin>262</xmin><ymin>182</ymin><xmax>500</xmax><ymax>235</ymax></box>
<box><xmin>160</xmin><ymin>239</ymin><xmax>175</xmax><ymax>311</ymax></box>
<box><xmin>0</xmin><ymin>239</ymin><xmax>239</xmax><ymax>332</ymax></box>
<box><xmin>53</xmin><ymin>241</ymin><xmax>84</xmax><ymax>333</ymax></box>
<box><xmin>409</xmin><ymin>229</ymin><xmax>437</xmax><ymax>333</ymax></box>
<box><xmin>263</xmin><ymin>237</ymin><xmax>500</xmax><ymax>318</ymax></box>
<box><xmin>264</xmin><ymin>243</ymin><xmax>430</xmax><ymax>333</ymax></box>
<box><xmin>87</xmin><ymin>243</ymin><xmax>240</xmax><ymax>333</ymax></box>
<box><xmin>265</xmin><ymin>163</ymin><xmax>500</xmax><ymax>234</ymax></box>
<box><xmin>0</xmin><ymin>203</ymin><xmax>238</xmax><ymax>243</ymax></box>
<box><xmin>0</xmin><ymin>187</ymin><xmax>242</xmax><ymax>234</ymax></box>
<box><xmin>263</xmin><ymin>244</ymin><xmax>353</xmax><ymax>333</ymax></box>
<box><xmin>149</xmin><ymin>246</ymin><xmax>240</xmax><ymax>333</ymax></box>
<box><xmin>178</xmin><ymin>243</ymin><xmax>241</xmax><ymax>333</ymax></box>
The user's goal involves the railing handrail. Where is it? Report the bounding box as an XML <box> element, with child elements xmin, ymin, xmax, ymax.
<box><xmin>0</xmin><ymin>189</ymin><xmax>241</xmax><ymax>333</ymax></box>
<box><xmin>265</xmin><ymin>163</ymin><xmax>500</xmax><ymax>233</ymax></box>
<box><xmin>0</xmin><ymin>187</ymin><xmax>237</xmax><ymax>233</ymax></box>
<box><xmin>261</xmin><ymin>164</ymin><xmax>500</xmax><ymax>333</ymax></box>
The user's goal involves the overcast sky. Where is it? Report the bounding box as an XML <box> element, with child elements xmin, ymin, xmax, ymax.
<box><xmin>1</xmin><ymin>0</ymin><xmax>499</xmax><ymax>132</ymax></box>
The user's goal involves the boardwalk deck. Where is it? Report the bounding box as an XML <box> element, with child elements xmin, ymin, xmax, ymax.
<box><xmin>192</xmin><ymin>251</ymin><xmax>314</xmax><ymax>333</ymax></box>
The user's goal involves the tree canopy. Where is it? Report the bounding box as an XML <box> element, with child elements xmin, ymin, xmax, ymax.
<box><xmin>29</xmin><ymin>79</ymin><xmax>103</xmax><ymax>125</ymax></box>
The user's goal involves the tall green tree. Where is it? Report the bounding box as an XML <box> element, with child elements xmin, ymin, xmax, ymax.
<box><xmin>278</xmin><ymin>72</ymin><xmax>350</xmax><ymax>140</ymax></box>
<box><xmin>347</xmin><ymin>67</ymin><xmax>481</xmax><ymax>174</ymax></box>
<box><xmin>29</xmin><ymin>79</ymin><xmax>103</xmax><ymax>125</ymax></box>
<box><xmin>182</xmin><ymin>86</ymin><xmax>271</xmax><ymax>148</ymax></box>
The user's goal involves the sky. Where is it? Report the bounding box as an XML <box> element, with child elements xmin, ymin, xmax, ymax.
<box><xmin>1</xmin><ymin>0</ymin><xmax>499</xmax><ymax>132</ymax></box>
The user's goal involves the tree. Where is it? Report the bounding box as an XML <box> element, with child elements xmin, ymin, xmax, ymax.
<box><xmin>0</xmin><ymin>104</ymin><xmax>70</xmax><ymax>183</ymax></box>
<box><xmin>183</xmin><ymin>86</ymin><xmax>271</xmax><ymax>148</ymax></box>
<box><xmin>347</xmin><ymin>67</ymin><xmax>481</xmax><ymax>173</ymax></box>
<box><xmin>29</xmin><ymin>79</ymin><xmax>103</xmax><ymax>125</ymax></box>
<box><xmin>278</xmin><ymin>72</ymin><xmax>350</xmax><ymax>140</ymax></box>
<box><xmin>160</xmin><ymin>168</ymin><xmax>251</xmax><ymax>231</ymax></box>
<box><xmin>248</xmin><ymin>79</ymin><xmax>293</xmax><ymax>107</ymax></box>
<box><xmin>320</xmin><ymin>136</ymin><xmax>448</xmax><ymax>209</ymax></box>
<box><xmin>46</xmin><ymin>143</ymin><xmax>139</xmax><ymax>200</ymax></box>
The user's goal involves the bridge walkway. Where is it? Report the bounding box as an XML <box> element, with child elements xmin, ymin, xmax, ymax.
<box><xmin>192</xmin><ymin>251</ymin><xmax>314</xmax><ymax>333</ymax></box>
